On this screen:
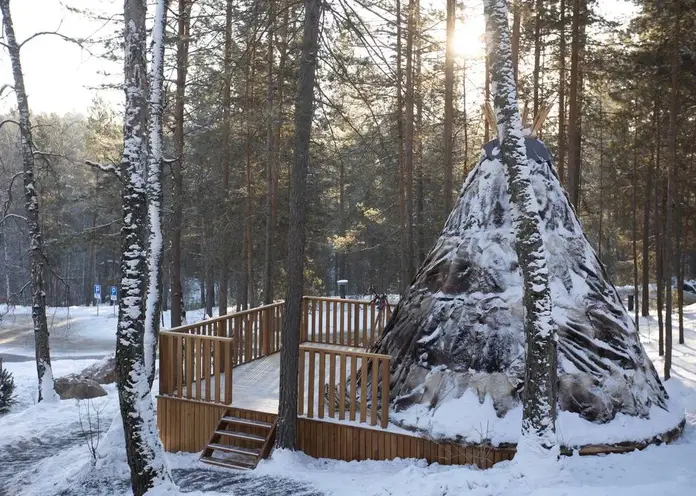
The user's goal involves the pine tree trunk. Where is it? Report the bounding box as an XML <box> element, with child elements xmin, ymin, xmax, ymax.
<box><xmin>656</xmin><ymin>178</ymin><xmax>664</xmax><ymax>357</ymax></box>
<box><xmin>532</xmin><ymin>0</ymin><xmax>543</xmax><ymax>118</ymax></box>
<box><xmin>483</xmin><ymin>0</ymin><xmax>557</xmax><ymax>456</ymax></box>
<box><xmin>511</xmin><ymin>0</ymin><xmax>521</xmax><ymax>81</ymax></box>
<box><xmin>632</xmin><ymin>120</ymin><xmax>639</xmax><ymax>328</ymax></box>
<box><xmin>276</xmin><ymin>0</ymin><xmax>322</xmax><ymax>450</ymax></box>
<box><xmin>396</xmin><ymin>0</ymin><xmax>408</xmax><ymax>290</ymax></box>
<box><xmin>664</xmin><ymin>6</ymin><xmax>680</xmax><ymax>380</ymax></box>
<box><xmin>116</xmin><ymin>0</ymin><xmax>174</xmax><ymax>493</ymax></box>
<box><xmin>170</xmin><ymin>0</ymin><xmax>191</xmax><ymax>328</ymax></box>
<box><xmin>443</xmin><ymin>0</ymin><xmax>455</xmax><ymax>219</ymax></box>
<box><xmin>0</xmin><ymin>0</ymin><xmax>58</xmax><ymax>403</ymax></box>
<box><xmin>567</xmin><ymin>0</ymin><xmax>584</xmax><ymax>209</ymax></box>
<box><xmin>404</xmin><ymin>0</ymin><xmax>417</xmax><ymax>283</ymax></box>
<box><xmin>557</xmin><ymin>0</ymin><xmax>567</xmax><ymax>185</ymax></box>
<box><xmin>263</xmin><ymin>0</ymin><xmax>276</xmax><ymax>305</ymax></box>
<box><xmin>219</xmin><ymin>0</ymin><xmax>234</xmax><ymax>317</ymax></box>
<box><xmin>484</xmin><ymin>55</ymin><xmax>490</xmax><ymax>142</ymax></box>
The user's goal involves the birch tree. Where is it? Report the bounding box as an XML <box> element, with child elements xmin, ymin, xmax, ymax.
<box><xmin>483</xmin><ymin>0</ymin><xmax>558</xmax><ymax>459</ymax></box>
<box><xmin>116</xmin><ymin>0</ymin><xmax>174</xmax><ymax>493</ymax></box>
<box><xmin>144</xmin><ymin>0</ymin><xmax>169</xmax><ymax>388</ymax></box>
<box><xmin>0</xmin><ymin>0</ymin><xmax>58</xmax><ymax>403</ymax></box>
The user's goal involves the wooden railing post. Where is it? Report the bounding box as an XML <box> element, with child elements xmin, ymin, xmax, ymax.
<box><xmin>301</xmin><ymin>297</ymin><xmax>308</xmax><ymax>342</ymax></box>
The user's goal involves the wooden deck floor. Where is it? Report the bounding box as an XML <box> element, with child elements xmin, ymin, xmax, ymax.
<box><xmin>178</xmin><ymin>342</ymin><xmax>367</xmax><ymax>414</ymax></box>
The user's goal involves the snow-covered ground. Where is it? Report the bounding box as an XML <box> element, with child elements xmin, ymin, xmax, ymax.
<box><xmin>1</xmin><ymin>304</ymin><xmax>695</xmax><ymax>495</ymax></box>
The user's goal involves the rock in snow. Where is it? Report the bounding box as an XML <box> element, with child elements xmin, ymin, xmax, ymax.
<box><xmin>374</xmin><ymin>138</ymin><xmax>675</xmax><ymax>440</ymax></box>
<box><xmin>55</xmin><ymin>375</ymin><xmax>107</xmax><ymax>400</ymax></box>
<box><xmin>78</xmin><ymin>354</ymin><xmax>118</xmax><ymax>384</ymax></box>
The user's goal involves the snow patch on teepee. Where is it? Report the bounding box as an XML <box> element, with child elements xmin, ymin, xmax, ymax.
<box><xmin>374</xmin><ymin>138</ymin><xmax>680</xmax><ymax>444</ymax></box>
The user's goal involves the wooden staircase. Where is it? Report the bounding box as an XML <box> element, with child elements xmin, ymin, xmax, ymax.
<box><xmin>200</xmin><ymin>409</ymin><xmax>277</xmax><ymax>470</ymax></box>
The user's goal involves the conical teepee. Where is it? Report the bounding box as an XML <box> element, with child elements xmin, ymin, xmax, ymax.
<box><xmin>374</xmin><ymin>137</ymin><xmax>678</xmax><ymax>443</ymax></box>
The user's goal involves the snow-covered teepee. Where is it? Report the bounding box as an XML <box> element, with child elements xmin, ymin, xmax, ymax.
<box><xmin>373</xmin><ymin>137</ymin><xmax>683</xmax><ymax>446</ymax></box>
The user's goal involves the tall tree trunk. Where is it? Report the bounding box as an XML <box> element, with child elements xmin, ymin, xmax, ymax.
<box><xmin>632</xmin><ymin>119</ymin><xmax>639</xmax><ymax>329</ymax></box>
<box><xmin>415</xmin><ymin>26</ymin><xmax>425</xmax><ymax>264</ymax></box>
<box><xmin>677</xmin><ymin>201</ymin><xmax>684</xmax><ymax>344</ymax></box>
<box><xmin>219</xmin><ymin>0</ymin><xmax>233</xmax><ymax>316</ymax></box>
<box><xmin>404</xmin><ymin>0</ymin><xmax>417</xmax><ymax>283</ymax></box>
<box><xmin>511</xmin><ymin>0</ymin><xmax>521</xmax><ymax>81</ymax></box>
<box><xmin>462</xmin><ymin>60</ymin><xmax>469</xmax><ymax>173</ymax></box>
<box><xmin>396</xmin><ymin>0</ymin><xmax>408</xmax><ymax>290</ymax></box>
<box><xmin>557</xmin><ymin>0</ymin><xmax>567</xmax><ymax>185</ymax></box>
<box><xmin>263</xmin><ymin>0</ymin><xmax>276</xmax><ymax>305</ymax></box>
<box><xmin>443</xmin><ymin>0</ymin><xmax>455</xmax><ymax>218</ymax></box>
<box><xmin>597</xmin><ymin>103</ymin><xmax>604</xmax><ymax>260</ymax></box>
<box><xmin>567</xmin><ymin>0</ymin><xmax>584</xmax><ymax>209</ymax></box>
<box><xmin>242</xmin><ymin>43</ymin><xmax>257</xmax><ymax>310</ymax></box>
<box><xmin>483</xmin><ymin>0</ymin><xmax>557</xmax><ymax>458</ymax></box>
<box><xmin>115</xmin><ymin>0</ymin><xmax>174</xmax><ymax>493</ymax></box>
<box><xmin>170</xmin><ymin>0</ymin><xmax>192</xmax><ymax>328</ymax></box>
<box><xmin>642</xmin><ymin>103</ymin><xmax>656</xmax><ymax>318</ymax></box>
<box><xmin>0</xmin><ymin>0</ymin><xmax>58</xmax><ymax>403</ymax></box>
<box><xmin>144</xmin><ymin>0</ymin><xmax>169</xmax><ymax>387</ymax></box>
<box><xmin>276</xmin><ymin>0</ymin><xmax>322</xmax><ymax>450</ymax></box>
<box><xmin>656</xmin><ymin>178</ymin><xmax>664</xmax><ymax>356</ymax></box>
<box><xmin>664</xmin><ymin>5</ymin><xmax>680</xmax><ymax>380</ymax></box>
<box><xmin>532</xmin><ymin>0</ymin><xmax>543</xmax><ymax>118</ymax></box>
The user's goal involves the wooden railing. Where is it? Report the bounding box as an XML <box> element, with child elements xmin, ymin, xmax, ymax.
<box><xmin>159</xmin><ymin>331</ymin><xmax>234</xmax><ymax>404</ymax></box>
<box><xmin>298</xmin><ymin>344</ymin><xmax>391</xmax><ymax>428</ymax></box>
<box><xmin>301</xmin><ymin>296</ymin><xmax>391</xmax><ymax>348</ymax></box>
<box><xmin>166</xmin><ymin>301</ymin><xmax>284</xmax><ymax>365</ymax></box>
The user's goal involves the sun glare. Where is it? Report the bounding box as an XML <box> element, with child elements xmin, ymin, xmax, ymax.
<box><xmin>453</xmin><ymin>15</ymin><xmax>486</xmax><ymax>59</ymax></box>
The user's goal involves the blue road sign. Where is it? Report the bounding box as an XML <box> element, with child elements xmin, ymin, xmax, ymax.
<box><xmin>94</xmin><ymin>284</ymin><xmax>101</xmax><ymax>299</ymax></box>
<box><xmin>110</xmin><ymin>286</ymin><xmax>117</xmax><ymax>301</ymax></box>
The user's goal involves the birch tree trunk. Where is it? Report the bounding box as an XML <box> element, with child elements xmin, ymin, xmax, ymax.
<box><xmin>117</xmin><ymin>0</ymin><xmax>173</xmax><ymax>493</ymax></box>
<box><xmin>144</xmin><ymin>0</ymin><xmax>169</xmax><ymax>388</ymax></box>
<box><xmin>0</xmin><ymin>0</ymin><xmax>58</xmax><ymax>403</ymax></box>
<box><xmin>276</xmin><ymin>0</ymin><xmax>322</xmax><ymax>449</ymax></box>
<box><xmin>483</xmin><ymin>0</ymin><xmax>558</xmax><ymax>458</ymax></box>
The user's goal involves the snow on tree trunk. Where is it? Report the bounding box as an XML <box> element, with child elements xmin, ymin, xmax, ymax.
<box><xmin>276</xmin><ymin>0</ymin><xmax>323</xmax><ymax>450</ymax></box>
<box><xmin>0</xmin><ymin>0</ymin><xmax>58</xmax><ymax>403</ymax></box>
<box><xmin>117</xmin><ymin>1</ymin><xmax>174</xmax><ymax>494</ymax></box>
<box><xmin>483</xmin><ymin>0</ymin><xmax>557</xmax><ymax>457</ymax></box>
<box><xmin>144</xmin><ymin>0</ymin><xmax>169</xmax><ymax>389</ymax></box>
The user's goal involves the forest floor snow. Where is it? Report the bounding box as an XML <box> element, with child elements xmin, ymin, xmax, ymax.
<box><xmin>1</xmin><ymin>303</ymin><xmax>696</xmax><ymax>495</ymax></box>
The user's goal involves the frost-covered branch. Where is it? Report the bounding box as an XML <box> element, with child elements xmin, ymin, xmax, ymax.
<box><xmin>85</xmin><ymin>160</ymin><xmax>122</xmax><ymax>180</ymax></box>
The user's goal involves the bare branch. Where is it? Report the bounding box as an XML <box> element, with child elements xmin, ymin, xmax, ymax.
<box><xmin>85</xmin><ymin>160</ymin><xmax>121</xmax><ymax>181</ymax></box>
<box><xmin>0</xmin><ymin>213</ymin><xmax>27</xmax><ymax>225</ymax></box>
<box><xmin>0</xmin><ymin>119</ymin><xmax>19</xmax><ymax>131</ymax></box>
<box><xmin>0</xmin><ymin>84</ymin><xmax>13</xmax><ymax>96</ymax></box>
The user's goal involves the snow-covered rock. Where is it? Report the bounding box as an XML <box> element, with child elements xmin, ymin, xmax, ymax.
<box><xmin>55</xmin><ymin>375</ymin><xmax>107</xmax><ymax>400</ymax></box>
<box><xmin>79</xmin><ymin>353</ymin><xmax>117</xmax><ymax>384</ymax></box>
<box><xmin>374</xmin><ymin>138</ymin><xmax>678</xmax><ymax>442</ymax></box>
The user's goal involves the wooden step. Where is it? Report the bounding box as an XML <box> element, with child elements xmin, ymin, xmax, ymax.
<box><xmin>208</xmin><ymin>443</ymin><xmax>261</xmax><ymax>457</ymax></box>
<box><xmin>200</xmin><ymin>456</ymin><xmax>253</xmax><ymax>471</ymax></box>
<box><xmin>221</xmin><ymin>415</ymin><xmax>273</xmax><ymax>429</ymax></box>
<box><xmin>214</xmin><ymin>430</ymin><xmax>266</xmax><ymax>443</ymax></box>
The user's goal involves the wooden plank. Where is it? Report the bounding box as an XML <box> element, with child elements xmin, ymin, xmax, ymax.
<box><xmin>298</xmin><ymin>349</ymin><xmax>306</xmax><ymax>415</ymax></box>
<box><xmin>339</xmin><ymin>301</ymin><xmax>345</xmax><ymax>345</ymax></box>
<box><xmin>353</xmin><ymin>303</ymin><xmax>359</xmax><ymax>348</ymax></box>
<box><xmin>204</xmin><ymin>339</ymin><xmax>211</xmax><ymax>401</ymax></box>
<box><xmin>328</xmin><ymin>353</ymin><xmax>336</xmax><ymax>418</ymax></box>
<box><xmin>224</xmin><ymin>340</ymin><xmax>233</xmax><ymax>403</ymax></box>
<box><xmin>176</xmin><ymin>336</ymin><xmax>183</xmax><ymax>398</ymax></box>
<box><xmin>359</xmin><ymin>429</ymin><xmax>366</xmax><ymax>461</ymax></box>
<box><xmin>318</xmin><ymin>351</ymin><xmax>326</xmax><ymax>418</ymax></box>
<box><xmin>360</xmin><ymin>357</ymin><xmax>368</xmax><ymax>423</ymax></box>
<box><xmin>332</xmin><ymin>300</ymin><xmax>337</xmax><ymax>345</ymax></box>
<box><xmin>347</xmin><ymin>302</ymin><xmax>352</xmax><ymax>346</ymax></box>
<box><xmin>193</xmin><ymin>337</ymin><xmax>201</xmax><ymax>400</ymax></box>
<box><xmin>308</xmin><ymin>350</ymin><xmax>315</xmax><ymax>418</ymax></box>
<box><xmin>338</xmin><ymin>354</ymin><xmax>346</xmax><ymax>420</ymax></box>
<box><xmin>349</xmin><ymin>355</ymin><xmax>357</xmax><ymax>421</ymax></box>
<box><xmin>370</xmin><ymin>303</ymin><xmax>376</xmax><ymax>346</ymax></box>
<box><xmin>380</xmin><ymin>358</ymin><xmax>390</xmax><ymax>428</ymax></box>
<box><xmin>318</xmin><ymin>299</ymin><xmax>324</xmax><ymax>344</ymax></box>
<box><xmin>185</xmin><ymin>337</ymin><xmax>193</xmax><ymax>399</ymax></box>
<box><xmin>371</xmin><ymin>358</ymin><xmax>379</xmax><ymax>426</ymax></box>
<box><xmin>213</xmin><ymin>341</ymin><xmax>221</xmax><ymax>403</ymax></box>
<box><xmin>362</xmin><ymin>302</ymin><xmax>368</xmax><ymax>347</ymax></box>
